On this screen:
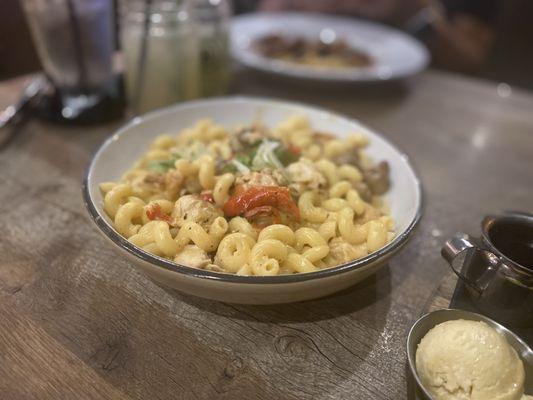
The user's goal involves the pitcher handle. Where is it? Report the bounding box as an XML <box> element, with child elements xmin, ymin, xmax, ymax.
<box><xmin>441</xmin><ymin>233</ymin><xmax>498</xmax><ymax>294</ymax></box>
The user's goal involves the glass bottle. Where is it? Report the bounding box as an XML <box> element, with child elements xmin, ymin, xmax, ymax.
<box><xmin>120</xmin><ymin>0</ymin><xmax>200</xmax><ymax>114</ymax></box>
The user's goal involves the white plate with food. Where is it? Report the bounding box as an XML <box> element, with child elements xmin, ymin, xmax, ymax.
<box><xmin>83</xmin><ymin>97</ymin><xmax>422</xmax><ymax>304</ymax></box>
<box><xmin>231</xmin><ymin>12</ymin><xmax>429</xmax><ymax>82</ymax></box>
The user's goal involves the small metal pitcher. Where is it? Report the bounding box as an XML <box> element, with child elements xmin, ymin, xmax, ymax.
<box><xmin>442</xmin><ymin>212</ymin><xmax>533</xmax><ymax>327</ymax></box>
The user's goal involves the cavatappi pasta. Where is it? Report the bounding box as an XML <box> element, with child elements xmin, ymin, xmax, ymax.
<box><xmin>100</xmin><ymin>116</ymin><xmax>394</xmax><ymax>275</ymax></box>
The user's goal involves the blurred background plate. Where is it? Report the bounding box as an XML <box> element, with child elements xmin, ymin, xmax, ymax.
<box><xmin>231</xmin><ymin>12</ymin><xmax>430</xmax><ymax>83</ymax></box>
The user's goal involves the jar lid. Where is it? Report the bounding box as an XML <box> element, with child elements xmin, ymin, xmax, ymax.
<box><xmin>120</xmin><ymin>0</ymin><xmax>191</xmax><ymax>24</ymax></box>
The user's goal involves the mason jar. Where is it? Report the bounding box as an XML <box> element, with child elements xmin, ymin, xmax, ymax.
<box><xmin>120</xmin><ymin>0</ymin><xmax>200</xmax><ymax>114</ymax></box>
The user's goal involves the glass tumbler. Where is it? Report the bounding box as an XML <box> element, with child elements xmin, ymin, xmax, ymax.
<box><xmin>22</xmin><ymin>0</ymin><xmax>115</xmax><ymax>95</ymax></box>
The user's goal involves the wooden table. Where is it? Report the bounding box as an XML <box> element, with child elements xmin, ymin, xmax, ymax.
<box><xmin>1</xmin><ymin>69</ymin><xmax>532</xmax><ymax>399</ymax></box>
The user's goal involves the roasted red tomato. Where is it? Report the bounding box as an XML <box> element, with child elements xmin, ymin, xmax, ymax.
<box><xmin>200</xmin><ymin>191</ymin><xmax>215</xmax><ymax>204</ymax></box>
<box><xmin>244</xmin><ymin>206</ymin><xmax>282</xmax><ymax>228</ymax></box>
<box><xmin>223</xmin><ymin>185</ymin><xmax>300</xmax><ymax>221</ymax></box>
<box><xmin>288</xmin><ymin>145</ymin><xmax>301</xmax><ymax>155</ymax></box>
<box><xmin>145</xmin><ymin>203</ymin><xmax>171</xmax><ymax>223</ymax></box>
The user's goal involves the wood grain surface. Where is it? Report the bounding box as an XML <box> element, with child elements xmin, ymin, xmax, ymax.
<box><xmin>1</xmin><ymin>69</ymin><xmax>532</xmax><ymax>399</ymax></box>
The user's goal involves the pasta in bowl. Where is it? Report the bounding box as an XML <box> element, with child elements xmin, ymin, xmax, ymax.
<box><xmin>84</xmin><ymin>97</ymin><xmax>421</xmax><ymax>303</ymax></box>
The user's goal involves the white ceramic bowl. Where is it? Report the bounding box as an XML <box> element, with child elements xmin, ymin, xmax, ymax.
<box><xmin>83</xmin><ymin>97</ymin><xmax>422</xmax><ymax>304</ymax></box>
<box><xmin>231</xmin><ymin>12</ymin><xmax>429</xmax><ymax>82</ymax></box>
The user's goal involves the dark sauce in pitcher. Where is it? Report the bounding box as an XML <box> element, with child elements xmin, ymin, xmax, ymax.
<box><xmin>487</xmin><ymin>216</ymin><xmax>533</xmax><ymax>270</ymax></box>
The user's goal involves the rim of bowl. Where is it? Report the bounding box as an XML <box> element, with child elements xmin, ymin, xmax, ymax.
<box><xmin>231</xmin><ymin>12</ymin><xmax>430</xmax><ymax>82</ymax></box>
<box><xmin>82</xmin><ymin>96</ymin><xmax>423</xmax><ymax>284</ymax></box>
<box><xmin>406</xmin><ymin>308</ymin><xmax>533</xmax><ymax>400</ymax></box>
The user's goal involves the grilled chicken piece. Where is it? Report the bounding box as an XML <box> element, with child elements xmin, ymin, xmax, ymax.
<box><xmin>171</xmin><ymin>194</ymin><xmax>222</xmax><ymax>229</ymax></box>
<box><xmin>354</xmin><ymin>181</ymin><xmax>373</xmax><ymax>202</ymax></box>
<box><xmin>229</xmin><ymin>126</ymin><xmax>266</xmax><ymax>152</ymax></box>
<box><xmin>287</xmin><ymin>158</ymin><xmax>326</xmax><ymax>196</ymax></box>
<box><xmin>235</xmin><ymin>169</ymin><xmax>286</xmax><ymax>189</ymax></box>
<box><xmin>363</xmin><ymin>161</ymin><xmax>390</xmax><ymax>195</ymax></box>
<box><xmin>174</xmin><ymin>245</ymin><xmax>213</xmax><ymax>269</ymax></box>
<box><xmin>323</xmin><ymin>237</ymin><xmax>367</xmax><ymax>267</ymax></box>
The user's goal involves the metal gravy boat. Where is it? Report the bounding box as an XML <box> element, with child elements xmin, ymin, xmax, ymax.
<box><xmin>442</xmin><ymin>212</ymin><xmax>533</xmax><ymax>327</ymax></box>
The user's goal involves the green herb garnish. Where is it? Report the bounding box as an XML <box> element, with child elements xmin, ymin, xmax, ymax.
<box><xmin>235</xmin><ymin>153</ymin><xmax>252</xmax><ymax>166</ymax></box>
<box><xmin>221</xmin><ymin>162</ymin><xmax>237</xmax><ymax>174</ymax></box>
<box><xmin>147</xmin><ymin>154</ymin><xmax>180</xmax><ymax>173</ymax></box>
<box><xmin>274</xmin><ymin>146</ymin><xmax>299</xmax><ymax>166</ymax></box>
<box><xmin>251</xmin><ymin>139</ymin><xmax>286</xmax><ymax>176</ymax></box>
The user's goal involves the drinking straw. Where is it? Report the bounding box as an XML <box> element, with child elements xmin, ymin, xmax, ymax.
<box><xmin>66</xmin><ymin>0</ymin><xmax>89</xmax><ymax>93</ymax></box>
<box><xmin>133</xmin><ymin>0</ymin><xmax>153</xmax><ymax>114</ymax></box>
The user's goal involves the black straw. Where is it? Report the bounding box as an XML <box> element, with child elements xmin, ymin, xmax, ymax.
<box><xmin>133</xmin><ymin>0</ymin><xmax>153</xmax><ymax>114</ymax></box>
<box><xmin>66</xmin><ymin>0</ymin><xmax>89</xmax><ymax>92</ymax></box>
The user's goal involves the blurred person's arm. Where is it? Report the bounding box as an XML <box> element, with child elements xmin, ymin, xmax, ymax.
<box><xmin>259</xmin><ymin>0</ymin><xmax>495</xmax><ymax>72</ymax></box>
<box><xmin>405</xmin><ymin>1</ymin><xmax>494</xmax><ymax>72</ymax></box>
<box><xmin>259</xmin><ymin>0</ymin><xmax>422</xmax><ymax>21</ymax></box>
